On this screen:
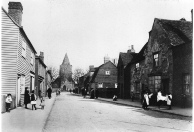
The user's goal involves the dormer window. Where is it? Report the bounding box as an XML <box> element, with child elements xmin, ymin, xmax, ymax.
<box><xmin>153</xmin><ymin>53</ymin><xmax>159</xmax><ymax>67</ymax></box>
<box><xmin>105</xmin><ymin>71</ymin><xmax>110</xmax><ymax>75</ymax></box>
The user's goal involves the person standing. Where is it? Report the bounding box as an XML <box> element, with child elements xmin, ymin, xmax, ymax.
<box><xmin>47</xmin><ymin>87</ymin><xmax>52</xmax><ymax>99</ymax></box>
<box><xmin>38</xmin><ymin>89</ymin><xmax>42</xmax><ymax>99</ymax></box>
<box><xmin>40</xmin><ymin>96</ymin><xmax>45</xmax><ymax>110</ymax></box>
<box><xmin>5</xmin><ymin>94</ymin><xmax>12</xmax><ymax>112</ymax></box>
<box><xmin>24</xmin><ymin>87</ymin><xmax>30</xmax><ymax>109</ymax></box>
<box><xmin>157</xmin><ymin>90</ymin><xmax>163</xmax><ymax>109</ymax></box>
<box><xmin>31</xmin><ymin>90</ymin><xmax>37</xmax><ymax>110</ymax></box>
<box><xmin>167</xmin><ymin>92</ymin><xmax>172</xmax><ymax>110</ymax></box>
<box><xmin>142</xmin><ymin>91</ymin><xmax>153</xmax><ymax>110</ymax></box>
<box><xmin>131</xmin><ymin>91</ymin><xmax>135</xmax><ymax>102</ymax></box>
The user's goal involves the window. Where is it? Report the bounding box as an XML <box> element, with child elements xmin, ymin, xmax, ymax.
<box><xmin>149</xmin><ymin>76</ymin><xmax>161</xmax><ymax>92</ymax></box>
<box><xmin>153</xmin><ymin>53</ymin><xmax>159</xmax><ymax>67</ymax></box>
<box><xmin>30</xmin><ymin>52</ymin><xmax>33</xmax><ymax>65</ymax></box>
<box><xmin>22</xmin><ymin>40</ymin><xmax>26</xmax><ymax>58</ymax></box>
<box><xmin>183</xmin><ymin>74</ymin><xmax>191</xmax><ymax>95</ymax></box>
<box><xmin>115</xmin><ymin>83</ymin><xmax>117</xmax><ymax>88</ymax></box>
<box><xmin>136</xmin><ymin>63</ymin><xmax>139</xmax><ymax>68</ymax></box>
<box><xmin>98</xmin><ymin>83</ymin><xmax>103</xmax><ymax>88</ymax></box>
<box><xmin>105</xmin><ymin>71</ymin><xmax>110</xmax><ymax>75</ymax></box>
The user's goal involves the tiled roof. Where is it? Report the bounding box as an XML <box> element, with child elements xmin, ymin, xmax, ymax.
<box><xmin>157</xmin><ymin>18</ymin><xmax>193</xmax><ymax>46</ymax></box>
<box><xmin>120</xmin><ymin>52</ymin><xmax>133</xmax><ymax>66</ymax></box>
<box><xmin>130</xmin><ymin>43</ymin><xmax>148</xmax><ymax>64</ymax></box>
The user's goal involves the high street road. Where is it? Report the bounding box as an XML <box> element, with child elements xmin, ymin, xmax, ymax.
<box><xmin>43</xmin><ymin>92</ymin><xmax>192</xmax><ymax>132</ymax></box>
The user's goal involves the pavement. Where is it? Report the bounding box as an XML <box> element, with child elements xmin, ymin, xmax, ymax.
<box><xmin>75</xmin><ymin>93</ymin><xmax>193</xmax><ymax>117</ymax></box>
<box><xmin>1</xmin><ymin>93</ymin><xmax>56</xmax><ymax>132</ymax></box>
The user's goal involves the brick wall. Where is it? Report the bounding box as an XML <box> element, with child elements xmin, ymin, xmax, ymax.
<box><xmin>172</xmin><ymin>42</ymin><xmax>192</xmax><ymax>107</ymax></box>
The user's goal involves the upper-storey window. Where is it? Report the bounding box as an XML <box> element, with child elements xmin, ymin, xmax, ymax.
<box><xmin>183</xmin><ymin>74</ymin><xmax>191</xmax><ymax>95</ymax></box>
<box><xmin>30</xmin><ymin>52</ymin><xmax>34</xmax><ymax>65</ymax></box>
<box><xmin>135</xmin><ymin>63</ymin><xmax>139</xmax><ymax>69</ymax></box>
<box><xmin>105</xmin><ymin>71</ymin><xmax>110</xmax><ymax>75</ymax></box>
<box><xmin>22</xmin><ymin>40</ymin><xmax>26</xmax><ymax>58</ymax></box>
<box><xmin>153</xmin><ymin>53</ymin><xmax>159</xmax><ymax>67</ymax></box>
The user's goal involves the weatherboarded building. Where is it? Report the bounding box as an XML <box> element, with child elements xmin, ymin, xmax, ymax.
<box><xmin>35</xmin><ymin>52</ymin><xmax>47</xmax><ymax>97</ymax></box>
<box><xmin>90</xmin><ymin>61</ymin><xmax>117</xmax><ymax>98</ymax></box>
<box><xmin>1</xmin><ymin>2</ymin><xmax>37</xmax><ymax>111</ymax></box>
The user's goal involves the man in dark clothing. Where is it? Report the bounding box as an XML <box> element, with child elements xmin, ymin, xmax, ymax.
<box><xmin>47</xmin><ymin>88</ymin><xmax>52</xmax><ymax>99</ymax></box>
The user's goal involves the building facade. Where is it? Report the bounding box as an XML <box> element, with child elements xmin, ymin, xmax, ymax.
<box><xmin>142</xmin><ymin>18</ymin><xmax>192</xmax><ymax>106</ymax></box>
<box><xmin>117</xmin><ymin>45</ymin><xmax>137</xmax><ymax>99</ymax></box>
<box><xmin>90</xmin><ymin>61</ymin><xmax>118</xmax><ymax>98</ymax></box>
<box><xmin>1</xmin><ymin>2</ymin><xmax>37</xmax><ymax>109</ymax></box>
<box><xmin>35</xmin><ymin>52</ymin><xmax>47</xmax><ymax>97</ymax></box>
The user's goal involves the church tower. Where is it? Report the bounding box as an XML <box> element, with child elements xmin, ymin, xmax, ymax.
<box><xmin>60</xmin><ymin>53</ymin><xmax>73</xmax><ymax>90</ymax></box>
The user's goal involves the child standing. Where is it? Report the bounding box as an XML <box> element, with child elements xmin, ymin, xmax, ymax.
<box><xmin>5</xmin><ymin>94</ymin><xmax>12</xmax><ymax>112</ymax></box>
<box><xmin>40</xmin><ymin>96</ymin><xmax>45</xmax><ymax>110</ymax></box>
<box><xmin>167</xmin><ymin>92</ymin><xmax>172</xmax><ymax>110</ymax></box>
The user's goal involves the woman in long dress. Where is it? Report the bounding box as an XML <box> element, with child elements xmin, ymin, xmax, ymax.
<box><xmin>24</xmin><ymin>87</ymin><xmax>30</xmax><ymax>109</ymax></box>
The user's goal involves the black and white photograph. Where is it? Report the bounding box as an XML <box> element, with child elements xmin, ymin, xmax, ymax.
<box><xmin>1</xmin><ymin>0</ymin><xmax>193</xmax><ymax>131</ymax></box>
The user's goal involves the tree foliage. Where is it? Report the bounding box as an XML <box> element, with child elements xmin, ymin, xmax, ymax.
<box><xmin>72</xmin><ymin>68</ymin><xmax>85</xmax><ymax>84</ymax></box>
<box><xmin>47</xmin><ymin>66</ymin><xmax>59</xmax><ymax>82</ymax></box>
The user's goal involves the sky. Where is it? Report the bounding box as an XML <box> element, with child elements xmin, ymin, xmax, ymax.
<box><xmin>2</xmin><ymin>0</ymin><xmax>193</xmax><ymax>72</ymax></box>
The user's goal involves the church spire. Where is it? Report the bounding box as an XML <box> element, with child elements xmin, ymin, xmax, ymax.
<box><xmin>62</xmin><ymin>53</ymin><xmax>70</xmax><ymax>65</ymax></box>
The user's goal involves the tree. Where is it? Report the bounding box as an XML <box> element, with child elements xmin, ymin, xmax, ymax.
<box><xmin>72</xmin><ymin>68</ymin><xmax>85</xmax><ymax>84</ymax></box>
<box><xmin>47</xmin><ymin>66</ymin><xmax>59</xmax><ymax>82</ymax></box>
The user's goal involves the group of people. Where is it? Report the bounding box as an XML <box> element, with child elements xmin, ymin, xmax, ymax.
<box><xmin>142</xmin><ymin>89</ymin><xmax>172</xmax><ymax>110</ymax></box>
<box><xmin>24</xmin><ymin>87</ymin><xmax>45</xmax><ymax>110</ymax></box>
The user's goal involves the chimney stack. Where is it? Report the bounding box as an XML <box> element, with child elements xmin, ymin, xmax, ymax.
<box><xmin>131</xmin><ymin>45</ymin><xmax>135</xmax><ymax>53</ymax></box>
<box><xmin>104</xmin><ymin>55</ymin><xmax>110</xmax><ymax>64</ymax></box>
<box><xmin>8</xmin><ymin>2</ymin><xmax>23</xmax><ymax>26</ymax></box>
<box><xmin>127</xmin><ymin>46</ymin><xmax>131</xmax><ymax>53</ymax></box>
<box><xmin>39</xmin><ymin>52</ymin><xmax>44</xmax><ymax>62</ymax></box>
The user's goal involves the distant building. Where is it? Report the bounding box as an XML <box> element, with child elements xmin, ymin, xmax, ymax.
<box><xmin>59</xmin><ymin>53</ymin><xmax>74</xmax><ymax>91</ymax></box>
<box><xmin>1</xmin><ymin>2</ymin><xmax>37</xmax><ymax>109</ymax></box>
<box><xmin>90</xmin><ymin>61</ymin><xmax>118</xmax><ymax>98</ymax></box>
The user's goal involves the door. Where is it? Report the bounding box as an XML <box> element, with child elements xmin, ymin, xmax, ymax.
<box><xmin>17</xmin><ymin>76</ymin><xmax>21</xmax><ymax>106</ymax></box>
<box><xmin>162</xmin><ymin>79</ymin><xmax>169</xmax><ymax>95</ymax></box>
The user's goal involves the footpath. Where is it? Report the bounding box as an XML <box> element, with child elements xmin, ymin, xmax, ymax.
<box><xmin>75</xmin><ymin>93</ymin><xmax>192</xmax><ymax>117</ymax></box>
<box><xmin>1</xmin><ymin>93</ymin><xmax>56</xmax><ymax>132</ymax></box>
<box><xmin>97</xmin><ymin>97</ymin><xmax>192</xmax><ymax>117</ymax></box>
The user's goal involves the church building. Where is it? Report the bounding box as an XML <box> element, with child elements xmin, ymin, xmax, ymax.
<box><xmin>59</xmin><ymin>53</ymin><xmax>74</xmax><ymax>91</ymax></box>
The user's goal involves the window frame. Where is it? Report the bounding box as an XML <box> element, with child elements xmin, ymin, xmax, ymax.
<box><xmin>153</xmin><ymin>52</ymin><xmax>159</xmax><ymax>67</ymax></box>
<box><xmin>22</xmin><ymin>40</ymin><xmax>27</xmax><ymax>58</ymax></box>
<box><xmin>149</xmin><ymin>76</ymin><xmax>161</xmax><ymax>93</ymax></box>
<box><xmin>105</xmin><ymin>70</ymin><xmax>110</xmax><ymax>75</ymax></box>
<box><xmin>182</xmin><ymin>74</ymin><xmax>191</xmax><ymax>95</ymax></box>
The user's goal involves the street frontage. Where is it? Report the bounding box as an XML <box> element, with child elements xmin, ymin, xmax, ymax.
<box><xmin>43</xmin><ymin>92</ymin><xmax>192</xmax><ymax>132</ymax></box>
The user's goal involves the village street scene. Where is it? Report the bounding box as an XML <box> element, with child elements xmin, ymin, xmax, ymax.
<box><xmin>1</xmin><ymin>0</ymin><xmax>193</xmax><ymax>132</ymax></box>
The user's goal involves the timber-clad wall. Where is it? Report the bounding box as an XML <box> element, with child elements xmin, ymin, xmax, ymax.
<box><xmin>1</xmin><ymin>9</ymin><xmax>19</xmax><ymax>95</ymax></box>
<box><xmin>17</xmin><ymin>31</ymin><xmax>35</xmax><ymax>105</ymax></box>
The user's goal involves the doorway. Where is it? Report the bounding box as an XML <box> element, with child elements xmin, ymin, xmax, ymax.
<box><xmin>162</xmin><ymin>79</ymin><xmax>169</xmax><ymax>95</ymax></box>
